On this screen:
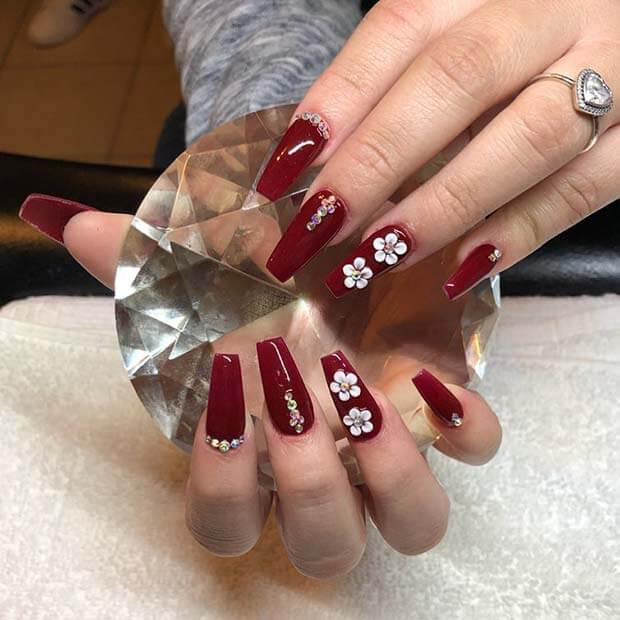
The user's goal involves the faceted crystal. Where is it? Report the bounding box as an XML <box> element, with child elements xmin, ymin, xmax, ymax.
<box><xmin>114</xmin><ymin>104</ymin><xmax>500</xmax><ymax>485</ymax></box>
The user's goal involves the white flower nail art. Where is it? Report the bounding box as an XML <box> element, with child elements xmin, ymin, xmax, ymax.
<box><xmin>373</xmin><ymin>232</ymin><xmax>408</xmax><ymax>265</ymax></box>
<box><xmin>343</xmin><ymin>257</ymin><xmax>373</xmax><ymax>289</ymax></box>
<box><xmin>330</xmin><ymin>370</ymin><xmax>361</xmax><ymax>402</ymax></box>
<box><xmin>343</xmin><ymin>407</ymin><xmax>374</xmax><ymax>436</ymax></box>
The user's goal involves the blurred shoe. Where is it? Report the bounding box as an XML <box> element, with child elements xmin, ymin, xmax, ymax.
<box><xmin>27</xmin><ymin>0</ymin><xmax>113</xmax><ymax>47</ymax></box>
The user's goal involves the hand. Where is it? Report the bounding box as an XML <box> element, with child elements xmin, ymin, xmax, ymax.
<box><xmin>46</xmin><ymin>208</ymin><xmax>501</xmax><ymax>578</ymax></box>
<box><xmin>257</xmin><ymin>0</ymin><xmax>620</xmax><ymax>298</ymax></box>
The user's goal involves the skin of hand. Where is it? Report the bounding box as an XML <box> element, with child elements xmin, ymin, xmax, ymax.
<box><xmin>60</xmin><ymin>211</ymin><xmax>501</xmax><ymax>578</ymax></box>
<box><xmin>258</xmin><ymin>0</ymin><xmax>620</xmax><ymax>300</ymax></box>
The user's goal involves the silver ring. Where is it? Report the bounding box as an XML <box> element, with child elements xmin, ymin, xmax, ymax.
<box><xmin>527</xmin><ymin>68</ymin><xmax>613</xmax><ymax>153</ymax></box>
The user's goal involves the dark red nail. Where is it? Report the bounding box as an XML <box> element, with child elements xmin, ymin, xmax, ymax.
<box><xmin>321</xmin><ymin>351</ymin><xmax>382</xmax><ymax>441</ymax></box>
<box><xmin>256</xmin><ymin>337</ymin><xmax>314</xmax><ymax>435</ymax></box>
<box><xmin>204</xmin><ymin>353</ymin><xmax>246</xmax><ymax>452</ymax></box>
<box><xmin>18</xmin><ymin>193</ymin><xmax>97</xmax><ymax>245</ymax></box>
<box><xmin>267</xmin><ymin>189</ymin><xmax>347</xmax><ymax>282</ymax></box>
<box><xmin>256</xmin><ymin>112</ymin><xmax>330</xmax><ymax>201</ymax></box>
<box><xmin>412</xmin><ymin>369</ymin><xmax>463</xmax><ymax>428</ymax></box>
<box><xmin>443</xmin><ymin>244</ymin><xmax>502</xmax><ymax>300</ymax></box>
<box><xmin>325</xmin><ymin>225</ymin><xmax>413</xmax><ymax>298</ymax></box>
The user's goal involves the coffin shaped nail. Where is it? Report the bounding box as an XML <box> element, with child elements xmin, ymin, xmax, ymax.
<box><xmin>325</xmin><ymin>225</ymin><xmax>413</xmax><ymax>298</ymax></box>
<box><xmin>412</xmin><ymin>369</ymin><xmax>464</xmax><ymax>428</ymax></box>
<box><xmin>256</xmin><ymin>337</ymin><xmax>314</xmax><ymax>435</ymax></box>
<box><xmin>19</xmin><ymin>193</ymin><xmax>97</xmax><ymax>245</ymax></box>
<box><xmin>443</xmin><ymin>244</ymin><xmax>502</xmax><ymax>300</ymax></box>
<box><xmin>205</xmin><ymin>353</ymin><xmax>246</xmax><ymax>452</ymax></box>
<box><xmin>267</xmin><ymin>189</ymin><xmax>347</xmax><ymax>282</ymax></box>
<box><xmin>256</xmin><ymin>112</ymin><xmax>329</xmax><ymax>201</ymax></box>
<box><xmin>321</xmin><ymin>350</ymin><xmax>382</xmax><ymax>441</ymax></box>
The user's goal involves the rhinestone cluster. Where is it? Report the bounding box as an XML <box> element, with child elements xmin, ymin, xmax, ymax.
<box><xmin>205</xmin><ymin>434</ymin><xmax>245</xmax><ymax>453</ymax></box>
<box><xmin>285</xmin><ymin>390</ymin><xmax>305</xmax><ymax>433</ymax></box>
<box><xmin>488</xmin><ymin>248</ymin><xmax>502</xmax><ymax>263</ymax></box>
<box><xmin>306</xmin><ymin>194</ymin><xmax>338</xmax><ymax>231</ymax></box>
<box><xmin>450</xmin><ymin>413</ymin><xmax>463</xmax><ymax>427</ymax></box>
<box><xmin>296</xmin><ymin>111</ymin><xmax>330</xmax><ymax>140</ymax></box>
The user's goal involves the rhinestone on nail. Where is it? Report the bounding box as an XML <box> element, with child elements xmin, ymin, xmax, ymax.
<box><xmin>205</xmin><ymin>434</ymin><xmax>245</xmax><ymax>452</ymax></box>
<box><xmin>284</xmin><ymin>389</ymin><xmax>305</xmax><ymax>433</ymax></box>
<box><xmin>305</xmin><ymin>194</ymin><xmax>339</xmax><ymax>232</ymax></box>
<box><xmin>295</xmin><ymin>111</ymin><xmax>330</xmax><ymax>139</ymax></box>
<box><xmin>450</xmin><ymin>413</ymin><xmax>463</xmax><ymax>427</ymax></box>
<box><xmin>488</xmin><ymin>248</ymin><xmax>502</xmax><ymax>263</ymax></box>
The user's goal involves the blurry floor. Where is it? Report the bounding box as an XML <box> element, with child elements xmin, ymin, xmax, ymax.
<box><xmin>0</xmin><ymin>0</ymin><xmax>181</xmax><ymax>167</ymax></box>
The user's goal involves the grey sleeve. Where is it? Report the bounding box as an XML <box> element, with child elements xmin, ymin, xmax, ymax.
<box><xmin>162</xmin><ymin>0</ymin><xmax>362</xmax><ymax>146</ymax></box>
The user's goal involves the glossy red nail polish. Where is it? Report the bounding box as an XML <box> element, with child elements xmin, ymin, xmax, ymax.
<box><xmin>267</xmin><ymin>189</ymin><xmax>347</xmax><ymax>282</ymax></box>
<box><xmin>412</xmin><ymin>369</ymin><xmax>463</xmax><ymax>428</ymax></box>
<box><xmin>256</xmin><ymin>337</ymin><xmax>314</xmax><ymax>435</ymax></box>
<box><xmin>256</xmin><ymin>112</ymin><xmax>330</xmax><ymax>201</ymax></box>
<box><xmin>325</xmin><ymin>225</ymin><xmax>413</xmax><ymax>298</ymax></box>
<box><xmin>18</xmin><ymin>193</ymin><xmax>97</xmax><ymax>245</ymax></box>
<box><xmin>204</xmin><ymin>353</ymin><xmax>246</xmax><ymax>451</ymax></box>
<box><xmin>443</xmin><ymin>244</ymin><xmax>502</xmax><ymax>300</ymax></box>
<box><xmin>321</xmin><ymin>351</ymin><xmax>382</xmax><ymax>441</ymax></box>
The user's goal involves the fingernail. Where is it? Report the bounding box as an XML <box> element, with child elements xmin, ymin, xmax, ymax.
<box><xmin>18</xmin><ymin>193</ymin><xmax>97</xmax><ymax>245</ymax></box>
<box><xmin>267</xmin><ymin>189</ymin><xmax>347</xmax><ymax>282</ymax></box>
<box><xmin>205</xmin><ymin>353</ymin><xmax>246</xmax><ymax>452</ymax></box>
<box><xmin>321</xmin><ymin>351</ymin><xmax>381</xmax><ymax>441</ymax></box>
<box><xmin>325</xmin><ymin>225</ymin><xmax>413</xmax><ymax>298</ymax></box>
<box><xmin>443</xmin><ymin>244</ymin><xmax>502</xmax><ymax>300</ymax></box>
<box><xmin>256</xmin><ymin>337</ymin><xmax>314</xmax><ymax>435</ymax></box>
<box><xmin>256</xmin><ymin>112</ymin><xmax>330</xmax><ymax>201</ymax></box>
<box><xmin>412</xmin><ymin>369</ymin><xmax>464</xmax><ymax>428</ymax></box>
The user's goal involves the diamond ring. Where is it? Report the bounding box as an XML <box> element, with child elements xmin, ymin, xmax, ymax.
<box><xmin>527</xmin><ymin>68</ymin><xmax>613</xmax><ymax>153</ymax></box>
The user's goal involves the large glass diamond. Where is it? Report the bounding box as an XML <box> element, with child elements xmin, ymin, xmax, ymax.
<box><xmin>114</xmin><ymin>105</ymin><xmax>500</xmax><ymax>482</ymax></box>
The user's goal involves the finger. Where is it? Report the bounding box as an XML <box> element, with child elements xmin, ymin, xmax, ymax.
<box><xmin>355</xmin><ymin>43</ymin><xmax>620</xmax><ymax>299</ymax></box>
<box><xmin>257</xmin><ymin>337</ymin><xmax>365</xmax><ymax>579</ymax></box>
<box><xmin>320</xmin><ymin>351</ymin><xmax>450</xmax><ymax>556</ymax></box>
<box><xmin>186</xmin><ymin>354</ymin><xmax>271</xmax><ymax>556</ymax></box>
<box><xmin>412</xmin><ymin>369</ymin><xmax>502</xmax><ymax>466</ymax></box>
<box><xmin>307</xmin><ymin>0</ymin><xmax>584</xmax><ymax>242</ymax></box>
<box><xmin>255</xmin><ymin>0</ymin><xmax>485</xmax><ymax>202</ymax></box>
<box><xmin>442</xmin><ymin>121</ymin><xmax>620</xmax><ymax>298</ymax></box>
<box><xmin>63</xmin><ymin>210</ymin><xmax>132</xmax><ymax>289</ymax></box>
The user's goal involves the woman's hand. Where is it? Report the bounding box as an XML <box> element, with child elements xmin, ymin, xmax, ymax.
<box><xmin>53</xmin><ymin>209</ymin><xmax>501</xmax><ymax>578</ymax></box>
<box><xmin>257</xmin><ymin>0</ymin><xmax>620</xmax><ymax>298</ymax></box>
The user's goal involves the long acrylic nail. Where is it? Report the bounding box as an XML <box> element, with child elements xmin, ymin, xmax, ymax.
<box><xmin>443</xmin><ymin>244</ymin><xmax>502</xmax><ymax>300</ymax></box>
<box><xmin>256</xmin><ymin>337</ymin><xmax>314</xmax><ymax>435</ymax></box>
<box><xmin>321</xmin><ymin>351</ymin><xmax>382</xmax><ymax>441</ymax></box>
<box><xmin>205</xmin><ymin>353</ymin><xmax>246</xmax><ymax>452</ymax></box>
<box><xmin>256</xmin><ymin>112</ymin><xmax>330</xmax><ymax>201</ymax></box>
<box><xmin>19</xmin><ymin>193</ymin><xmax>97</xmax><ymax>245</ymax></box>
<box><xmin>325</xmin><ymin>225</ymin><xmax>413</xmax><ymax>298</ymax></box>
<box><xmin>412</xmin><ymin>369</ymin><xmax>464</xmax><ymax>428</ymax></box>
<box><xmin>267</xmin><ymin>189</ymin><xmax>347</xmax><ymax>282</ymax></box>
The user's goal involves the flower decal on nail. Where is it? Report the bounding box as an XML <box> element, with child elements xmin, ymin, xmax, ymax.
<box><xmin>330</xmin><ymin>370</ymin><xmax>362</xmax><ymax>402</ymax></box>
<box><xmin>343</xmin><ymin>257</ymin><xmax>373</xmax><ymax>289</ymax></box>
<box><xmin>343</xmin><ymin>407</ymin><xmax>374</xmax><ymax>436</ymax></box>
<box><xmin>373</xmin><ymin>232</ymin><xmax>408</xmax><ymax>265</ymax></box>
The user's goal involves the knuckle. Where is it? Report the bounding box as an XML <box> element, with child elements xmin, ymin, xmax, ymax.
<box><xmin>425</xmin><ymin>29</ymin><xmax>500</xmax><ymax>104</ymax></box>
<box><xmin>550</xmin><ymin>169</ymin><xmax>600</xmax><ymax>223</ymax></box>
<box><xmin>320</xmin><ymin>60</ymin><xmax>380</xmax><ymax>103</ymax></box>
<box><xmin>431</xmin><ymin>172</ymin><xmax>484</xmax><ymax>229</ymax></box>
<box><xmin>371</xmin><ymin>0</ymin><xmax>433</xmax><ymax>45</ymax></box>
<box><xmin>279</xmin><ymin>469</ymin><xmax>345</xmax><ymax>509</ymax></box>
<box><xmin>347</xmin><ymin>125</ymin><xmax>406</xmax><ymax>188</ymax></box>
<box><xmin>514</xmin><ymin>93</ymin><xmax>581</xmax><ymax>166</ymax></box>
<box><xmin>392</xmin><ymin>512</ymin><xmax>449</xmax><ymax>556</ymax></box>
<box><xmin>514</xmin><ymin>204</ymin><xmax>548</xmax><ymax>251</ymax></box>
<box><xmin>288</xmin><ymin>541</ymin><xmax>364</xmax><ymax>579</ymax></box>
<box><xmin>185</xmin><ymin>497</ymin><xmax>257</xmax><ymax>557</ymax></box>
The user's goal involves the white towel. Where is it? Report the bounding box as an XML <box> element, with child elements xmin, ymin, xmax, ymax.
<box><xmin>1</xmin><ymin>295</ymin><xmax>618</xmax><ymax>619</ymax></box>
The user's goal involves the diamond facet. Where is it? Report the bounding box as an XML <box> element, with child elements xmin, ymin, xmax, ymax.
<box><xmin>576</xmin><ymin>69</ymin><xmax>613</xmax><ymax>116</ymax></box>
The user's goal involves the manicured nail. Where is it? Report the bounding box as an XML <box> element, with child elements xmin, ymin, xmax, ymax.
<box><xmin>204</xmin><ymin>353</ymin><xmax>246</xmax><ymax>453</ymax></box>
<box><xmin>256</xmin><ymin>112</ymin><xmax>330</xmax><ymax>201</ymax></box>
<box><xmin>267</xmin><ymin>189</ymin><xmax>347</xmax><ymax>282</ymax></box>
<box><xmin>321</xmin><ymin>351</ymin><xmax>382</xmax><ymax>441</ymax></box>
<box><xmin>19</xmin><ymin>193</ymin><xmax>97</xmax><ymax>245</ymax></box>
<box><xmin>412</xmin><ymin>369</ymin><xmax>463</xmax><ymax>428</ymax></box>
<box><xmin>256</xmin><ymin>337</ymin><xmax>314</xmax><ymax>435</ymax></box>
<box><xmin>443</xmin><ymin>244</ymin><xmax>502</xmax><ymax>300</ymax></box>
<box><xmin>325</xmin><ymin>225</ymin><xmax>413</xmax><ymax>298</ymax></box>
